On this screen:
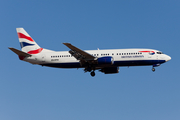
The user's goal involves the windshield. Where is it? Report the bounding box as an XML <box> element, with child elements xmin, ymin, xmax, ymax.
<box><xmin>156</xmin><ymin>52</ymin><xmax>163</xmax><ymax>54</ymax></box>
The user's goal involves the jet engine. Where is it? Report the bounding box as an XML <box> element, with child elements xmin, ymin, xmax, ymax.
<box><xmin>97</xmin><ymin>56</ymin><xmax>114</xmax><ymax>65</ymax></box>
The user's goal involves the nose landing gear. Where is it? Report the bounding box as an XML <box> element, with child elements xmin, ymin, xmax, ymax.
<box><xmin>90</xmin><ymin>71</ymin><xmax>95</xmax><ymax>77</ymax></box>
<box><xmin>152</xmin><ymin>64</ymin><xmax>160</xmax><ymax>72</ymax></box>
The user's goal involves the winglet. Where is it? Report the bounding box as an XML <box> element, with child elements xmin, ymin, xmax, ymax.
<box><xmin>63</xmin><ymin>43</ymin><xmax>72</xmax><ymax>46</ymax></box>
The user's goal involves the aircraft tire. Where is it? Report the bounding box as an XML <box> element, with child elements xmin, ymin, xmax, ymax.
<box><xmin>91</xmin><ymin>71</ymin><xmax>95</xmax><ymax>77</ymax></box>
<box><xmin>152</xmin><ymin>68</ymin><xmax>155</xmax><ymax>72</ymax></box>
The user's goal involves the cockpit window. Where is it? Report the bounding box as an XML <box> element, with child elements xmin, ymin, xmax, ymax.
<box><xmin>157</xmin><ymin>52</ymin><xmax>163</xmax><ymax>54</ymax></box>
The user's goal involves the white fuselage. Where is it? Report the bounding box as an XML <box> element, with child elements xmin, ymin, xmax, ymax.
<box><xmin>10</xmin><ymin>28</ymin><xmax>171</xmax><ymax>76</ymax></box>
<box><xmin>23</xmin><ymin>48</ymin><xmax>171</xmax><ymax>69</ymax></box>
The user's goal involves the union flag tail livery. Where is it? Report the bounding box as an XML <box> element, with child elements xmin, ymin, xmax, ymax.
<box><xmin>9</xmin><ymin>28</ymin><xmax>171</xmax><ymax>77</ymax></box>
<box><xmin>17</xmin><ymin>28</ymin><xmax>43</xmax><ymax>54</ymax></box>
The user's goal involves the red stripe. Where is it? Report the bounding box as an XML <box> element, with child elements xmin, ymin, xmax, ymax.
<box><xmin>17</xmin><ymin>33</ymin><xmax>34</xmax><ymax>42</ymax></box>
<box><xmin>139</xmin><ymin>51</ymin><xmax>155</xmax><ymax>53</ymax></box>
<box><xmin>18</xmin><ymin>56</ymin><xmax>25</xmax><ymax>60</ymax></box>
<box><xmin>27</xmin><ymin>48</ymin><xmax>43</xmax><ymax>54</ymax></box>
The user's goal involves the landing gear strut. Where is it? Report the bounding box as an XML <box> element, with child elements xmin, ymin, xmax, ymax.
<box><xmin>152</xmin><ymin>67</ymin><xmax>155</xmax><ymax>72</ymax></box>
<box><xmin>84</xmin><ymin>65</ymin><xmax>96</xmax><ymax>77</ymax></box>
<box><xmin>90</xmin><ymin>71</ymin><xmax>95</xmax><ymax>77</ymax></box>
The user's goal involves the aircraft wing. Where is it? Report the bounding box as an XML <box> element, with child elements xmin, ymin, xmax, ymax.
<box><xmin>63</xmin><ymin>43</ymin><xmax>96</xmax><ymax>60</ymax></box>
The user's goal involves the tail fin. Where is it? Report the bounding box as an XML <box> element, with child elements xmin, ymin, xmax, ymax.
<box><xmin>16</xmin><ymin>28</ymin><xmax>43</xmax><ymax>54</ymax></box>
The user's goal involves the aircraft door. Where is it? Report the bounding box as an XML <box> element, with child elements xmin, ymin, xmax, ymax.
<box><xmin>148</xmin><ymin>53</ymin><xmax>152</xmax><ymax>58</ymax></box>
<box><xmin>42</xmin><ymin>54</ymin><xmax>46</xmax><ymax>62</ymax></box>
<box><xmin>156</xmin><ymin>55</ymin><xmax>159</xmax><ymax>60</ymax></box>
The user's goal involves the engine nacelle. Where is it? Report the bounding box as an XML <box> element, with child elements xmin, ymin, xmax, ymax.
<box><xmin>100</xmin><ymin>67</ymin><xmax>119</xmax><ymax>74</ymax></box>
<box><xmin>97</xmin><ymin>56</ymin><xmax>114</xmax><ymax>65</ymax></box>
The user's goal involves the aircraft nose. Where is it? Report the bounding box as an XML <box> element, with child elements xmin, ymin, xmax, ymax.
<box><xmin>166</xmin><ymin>55</ymin><xmax>171</xmax><ymax>62</ymax></box>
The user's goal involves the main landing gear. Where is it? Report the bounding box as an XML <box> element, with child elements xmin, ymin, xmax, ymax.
<box><xmin>84</xmin><ymin>66</ymin><xmax>96</xmax><ymax>77</ymax></box>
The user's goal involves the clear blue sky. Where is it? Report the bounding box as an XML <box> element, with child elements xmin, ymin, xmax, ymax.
<box><xmin>1</xmin><ymin>0</ymin><xmax>180</xmax><ymax>120</ymax></box>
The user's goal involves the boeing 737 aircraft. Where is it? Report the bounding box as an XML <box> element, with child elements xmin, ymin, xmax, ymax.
<box><xmin>9</xmin><ymin>28</ymin><xmax>171</xmax><ymax>77</ymax></box>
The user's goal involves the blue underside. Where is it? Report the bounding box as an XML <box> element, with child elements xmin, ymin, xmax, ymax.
<box><xmin>41</xmin><ymin>60</ymin><xmax>166</xmax><ymax>68</ymax></box>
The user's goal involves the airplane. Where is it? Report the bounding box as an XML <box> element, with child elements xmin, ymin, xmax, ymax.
<box><xmin>9</xmin><ymin>28</ymin><xmax>171</xmax><ymax>77</ymax></box>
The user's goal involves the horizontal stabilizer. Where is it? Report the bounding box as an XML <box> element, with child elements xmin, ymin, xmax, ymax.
<box><xmin>9</xmin><ymin>47</ymin><xmax>31</xmax><ymax>57</ymax></box>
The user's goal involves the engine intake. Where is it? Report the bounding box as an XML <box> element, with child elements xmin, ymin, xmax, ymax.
<box><xmin>97</xmin><ymin>56</ymin><xmax>114</xmax><ymax>65</ymax></box>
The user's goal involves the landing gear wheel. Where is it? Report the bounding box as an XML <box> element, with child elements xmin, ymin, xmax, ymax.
<box><xmin>152</xmin><ymin>67</ymin><xmax>155</xmax><ymax>72</ymax></box>
<box><xmin>90</xmin><ymin>71</ymin><xmax>95</xmax><ymax>77</ymax></box>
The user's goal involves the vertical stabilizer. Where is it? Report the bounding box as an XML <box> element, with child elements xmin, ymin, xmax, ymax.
<box><xmin>16</xmin><ymin>28</ymin><xmax>43</xmax><ymax>54</ymax></box>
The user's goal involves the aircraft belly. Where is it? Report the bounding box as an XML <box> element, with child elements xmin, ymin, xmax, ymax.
<box><xmin>41</xmin><ymin>62</ymin><xmax>82</xmax><ymax>68</ymax></box>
